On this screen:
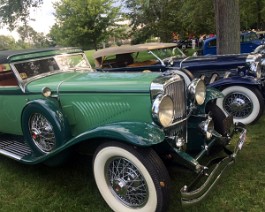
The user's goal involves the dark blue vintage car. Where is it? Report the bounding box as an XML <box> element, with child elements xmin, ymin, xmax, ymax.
<box><xmin>199</xmin><ymin>31</ymin><xmax>264</xmax><ymax>55</ymax></box>
<box><xmin>94</xmin><ymin>43</ymin><xmax>265</xmax><ymax>125</ymax></box>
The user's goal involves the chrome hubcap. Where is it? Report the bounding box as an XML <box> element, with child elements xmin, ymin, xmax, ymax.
<box><xmin>29</xmin><ymin>113</ymin><xmax>56</xmax><ymax>153</ymax></box>
<box><xmin>223</xmin><ymin>92</ymin><xmax>253</xmax><ymax>118</ymax></box>
<box><xmin>106</xmin><ymin>157</ymin><xmax>148</xmax><ymax>208</ymax></box>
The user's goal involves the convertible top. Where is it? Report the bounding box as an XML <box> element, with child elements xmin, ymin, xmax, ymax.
<box><xmin>0</xmin><ymin>47</ymin><xmax>83</xmax><ymax>64</ymax></box>
<box><xmin>134</xmin><ymin>42</ymin><xmax>177</xmax><ymax>50</ymax></box>
<box><xmin>93</xmin><ymin>45</ymin><xmax>141</xmax><ymax>59</ymax></box>
<box><xmin>93</xmin><ymin>43</ymin><xmax>177</xmax><ymax>59</ymax></box>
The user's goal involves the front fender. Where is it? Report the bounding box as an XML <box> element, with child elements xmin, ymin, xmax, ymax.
<box><xmin>205</xmin><ymin>87</ymin><xmax>224</xmax><ymax>102</ymax></box>
<box><xmin>196</xmin><ymin>87</ymin><xmax>223</xmax><ymax>114</ymax></box>
<box><xmin>208</xmin><ymin>76</ymin><xmax>261</xmax><ymax>88</ymax></box>
<box><xmin>70</xmin><ymin>122</ymin><xmax>165</xmax><ymax>146</ymax></box>
<box><xmin>21</xmin><ymin>98</ymin><xmax>71</xmax><ymax>142</ymax></box>
<box><xmin>21</xmin><ymin>122</ymin><xmax>165</xmax><ymax>164</ymax></box>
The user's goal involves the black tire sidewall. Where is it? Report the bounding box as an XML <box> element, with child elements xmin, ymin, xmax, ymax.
<box><xmin>206</xmin><ymin>103</ymin><xmax>227</xmax><ymax>136</ymax></box>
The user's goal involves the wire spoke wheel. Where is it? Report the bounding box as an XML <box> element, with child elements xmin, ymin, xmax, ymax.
<box><xmin>93</xmin><ymin>142</ymin><xmax>170</xmax><ymax>212</ymax></box>
<box><xmin>223</xmin><ymin>92</ymin><xmax>253</xmax><ymax>118</ymax></box>
<box><xmin>216</xmin><ymin>86</ymin><xmax>264</xmax><ymax>124</ymax></box>
<box><xmin>106</xmin><ymin>157</ymin><xmax>148</xmax><ymax>207</ymax></box>
<box><xmin>29</xmin><ymin>113</ymin><xmax>56</xmax><ymax>153</ymax></box>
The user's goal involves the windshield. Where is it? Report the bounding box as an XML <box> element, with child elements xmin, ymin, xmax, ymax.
<box><xmin>55</xmin><ymin>53</ymin><xmax>92</xmax><ymax>70</ymax></box>
<box><xmin>241</xmin><ymin>32</ymin><xmax>259</xmax><ymax>42</ymax></box>
<box><xmin>98</xmin><ymin>47</ymin><xmax>186</xmax><ymax>69</ymax></box>
<box><xmin>13</xmin><ymin>53</ymin><xmax>92</xmax><ymax>80</ymax></box>
<box><xmin>133</xmin><ymin>47</ymin><xmax>185</xmax><ymax>62</ymax></box>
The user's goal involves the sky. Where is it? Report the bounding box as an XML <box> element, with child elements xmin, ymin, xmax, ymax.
<box><xmin>0</xmin><ymin>0</ymin><xmax>123</xmax><ymax>40</ymax></box>
<box><xmin>0</xmin><ymin>0</ymin><xmax>58</xmax><ymax>40</ymax></box>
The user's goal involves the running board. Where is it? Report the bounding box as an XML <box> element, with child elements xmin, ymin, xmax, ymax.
<box><xmin>0</xmin><ymin>134</ymin><xmax>32</xmax><ymax>160</ymax></box>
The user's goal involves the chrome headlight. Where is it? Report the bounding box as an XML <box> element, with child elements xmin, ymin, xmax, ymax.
<box><xmin>152</xmin><ymin>95</ymin><xmax>174</xmax><ymax>127</ymax></box>
<box><xmin>42</xmin><ymin>87</ymin><xmax>52</xmax><ymax>97</ymax></box>
<box><xmin>188</xmin><ymin>78</ymin><xmax>206</xmax><ymax>105</ymax></box>
<box><xmin>199</xmin><ymin>117</ymin><xmax>214</xmax><ymax>140</ymax></box>
<box><xmin>249</xmin><ymin>62</ymin><xmax>262</xmax><ymax>79</ymax></box>
<box><xmin>261</xmin><ymin>59</ymin><xmax>265</xmax><ymax>78</ymax></box>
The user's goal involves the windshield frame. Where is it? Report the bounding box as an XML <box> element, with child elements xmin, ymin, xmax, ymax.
<box><xmin>10</xmin><ymin>52</ymin><xmax>93</xmax><ymax>92</ymax></box>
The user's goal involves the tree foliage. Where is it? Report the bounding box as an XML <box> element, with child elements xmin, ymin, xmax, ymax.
<box><xmin>17</xmin><ymin>25</ymin><xmax>51</xmax><ymax>48</ymax></box>
<box><xmin>123</xmin><ymin>0</ymin><xmax>215</xmax><ymax>42</ymax></box>
<box><xmin>0</xmin><ymin>35</ymin><xmax>16</xmax><ymax>50</ymax></box>
<box><xmin>1</xmin><ymin>0</ymin><xmax>265</xmax><ymax>49</ymax></box>
<box><xmin>50</xmin><ymin>0</ymin><xmax>120</xmax><ymax>49</ymax></box>
<box><xmin>123</xmin><ymin>0</ymin><xmax>265</xmax><ymax>43</ymax></box>
<box><xmin>240</xmin><ymin>0</ymin><xmax>265</xmax><ymax>30</ymax></box>
<box><xmin>0</xmin><ymin>0</ymin><xmax>43</xmax><ymax>30</ymax></box>
<box><xmin>123</xmin><ymin>0</ymin><xmax>181</xmax><ymax>43</ymax></box>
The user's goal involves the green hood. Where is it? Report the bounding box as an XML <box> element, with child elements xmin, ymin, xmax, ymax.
<box><xmin>26</xmin><ymin>72</ymin><xmax>161</xmax><ymax>93</ymax></box>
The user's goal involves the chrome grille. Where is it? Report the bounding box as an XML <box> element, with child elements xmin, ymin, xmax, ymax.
<box><xmin>165</xmin><ymin>79</ymin><xmax>186</xmax><ymax>121</ymax></box>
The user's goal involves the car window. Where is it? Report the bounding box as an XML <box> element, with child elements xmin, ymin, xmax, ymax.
<box><xmin>55</xmin><ymin>54</ymin><xmax>91</xmax><ymax>70</ymax></box>
<box><xmin>98</xmin><ymin>47</ymin><xmax>182</xmax><ymax>69</ymax></box>
<box><xmin>133</xmin><ymin>51</ymin><xmax>154</xmax><ymax>62</ymax></box>
<box><xmin>14</xmin><ymin>58</ymin><xmax>59</xmax><ymax>79</ymax></box>
<box><xmin>207</xmin><ymin>39</ymin><xmax>216</xmax><ymax>47</ymax></box>
<box><xmin>242</xmin><ymin>32</ymin><xmax>258</xmax><ymax>42</ymax></box>
<box><xmin>13</xmin><ymin>53</ymin><xmax>92</xmax><ymax>80</ymax></box>
<box><xmin>133</xmin><ymin>47</ymin><xmax>182</xmax><ymax>62</ymax></box>
<box><xmin>0</xmin><ymin>64</ymin><xmax>18</xmax><ymax>86</ymax></box>
<box><xmin>0</xmin><ymin>64</ymin><xmax>11</xmax><ymax>72</ymax></box>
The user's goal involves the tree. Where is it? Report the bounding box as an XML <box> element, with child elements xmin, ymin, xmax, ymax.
<box><xmin>177</xmin><ymin>0</ymin><xmax>215</xmax><ymax>36</ymax></box>
<box><xmin>123</xmin><ymin>0</ymin><xmax>216</xmax><ymax>43</ymax></box>
<box><xmin>123</xmin><ymin>0</ymin><xmax>179</xmax><ymax>43</ymax></box>
<box><xmin>0</xmin><ymin>35</ymin><xmax>16</xmax><ymax>50</ymax></box>
<box><xmin>50</xmin><ymin>0</ymin><xmax>120</xmax><ymax>50</ymax></box>
<box><xmin>0</xmin><ymin>0</ymin><xmax>43</xmax><ymax>30</ymax></box>
<box><xmin>17</xmin><ymin>25</ymin><xmax>51</xmax><ymax>48</ymax></box>
<box><xmin>240</xmin><ymin>0</ymin><xmax>265</xmax><ymax>30</ymax></box>
<box><xmin>214</xmin><ymin>0</ymin><xmax>240</xmax><ymax>54</ymax></box>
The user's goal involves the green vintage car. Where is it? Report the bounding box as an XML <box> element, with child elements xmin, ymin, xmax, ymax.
<box><xmin>0</xmin><ymin>47</ymin><xmax>246</xmax><ymax>211</ymax></box>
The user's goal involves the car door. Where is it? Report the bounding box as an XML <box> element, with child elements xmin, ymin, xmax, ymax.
<box><xmin>0</xmin><ymin>70</ymin><xmax>26</xmax><ymax>135</ymax></box>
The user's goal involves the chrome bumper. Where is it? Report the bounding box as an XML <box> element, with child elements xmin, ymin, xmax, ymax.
<box><xmin>180</xmin><ymin>123</ymin><xmax>246</xmax><ymax>206</ymax></box>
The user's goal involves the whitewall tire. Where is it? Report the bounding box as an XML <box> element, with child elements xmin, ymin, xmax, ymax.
<box><xmin>216</xmin><ymin>86</ymin><xmax>264</xmax><ymax>125</ymax></box>
<box><xmin>93</xmin><ymin>142</ymin><xmax>170</xmax><ymax>212</ymax></box>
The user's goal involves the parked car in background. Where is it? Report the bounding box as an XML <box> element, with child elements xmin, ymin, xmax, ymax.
<box><xmin>198</xmin><ymin>31</ymin><xmax>264</xmax><ymax>55</ymax></box>
<box><xmin>94</xmin><ymin>43</ymin><xmax>265</xmax><ymax>125</ymax></box>
<box><xmin>175</xmin><ymin>50</ymin><xmax>265</xmax><ymax>125</ymax></box>
<box><xmin>0</xmin><ymin>47</ymin><xmax>246</xmax><ymax>211</ymax></box>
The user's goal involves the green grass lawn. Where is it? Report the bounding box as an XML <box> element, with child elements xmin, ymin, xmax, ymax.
<box><xmin>0</xmin><ymin>114</ymin><xmax>264</xmax><ymax>211</ymax></box>
<box><xmin>85</xmin><ymin>50</ymin><xmax>95</xmax><ymax>68</ymax></box>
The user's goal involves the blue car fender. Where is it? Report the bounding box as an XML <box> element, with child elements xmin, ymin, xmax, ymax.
<box><xmin>208</xmin><ymin>76</ymin><xmax>261</xmax><ymax>88</ymax></box>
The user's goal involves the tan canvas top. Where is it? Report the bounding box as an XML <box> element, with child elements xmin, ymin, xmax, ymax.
<box><xmin>134</xmin><ymin>43</ymin><xmax>177</xmax><ymax>50</ymax></box>
<box><xmin>93</xmin><ymin>43</ymin><xmax>177</xmax><ymax>59</ymax></box>
<box><xmin>93</xmin><ymin>45</ymin><xmax>141</xmax><ymax>59</ymax></box>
